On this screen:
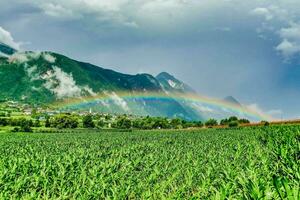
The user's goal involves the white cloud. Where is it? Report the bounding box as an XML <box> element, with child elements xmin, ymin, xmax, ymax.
<box><xmin>8</xmin><ymin>52</ymin><xmax>41</xmax><ymax>63</ymax></box>
<box><xmin>8</xmin><ymin>53</ymin><xmax>29</xmax><ymax>63</ymax></box>
<box><xmin>246</xmin><ymin>103</ymin><xmax>282</xmax><ymax>120</ymax></box>
<box><xmin>105</xmin><ymin>91</ymin><xmax>130</xmax><ymax>111</ymax></box>
<box><xmin>267</xmin><ymin>109</ymin><xmax>282</xmax><ymax>116</ymax></box>
<box><xmin>246</xmin><ymin>103</ymin><xmax>271</xmax><ymax>120</ymax></box>
<box><xmin>42</xmin><ymin>53</ymin><xmax>56</xmax><ymax>63</ymax></box>
<box><xmin>24</xmin><ymin>64</ymin><xmax>40</xmax><ymax>81</ymax></box>
<box><xmin>42</xmin><ymin>66</ymin><xmax>82</xmax><ymax>99</ymax></box>
<box><xmin>37</xmin><ymin>0</ymin><xmax>135</xmax><ymax>26</ymax></box>
<box><xmin>98</xmin><ymin>100</ymin><xmax>110</xmax><ymax>108</ymax></box>
<box><xmin>24</xmin><ymin>64</ymin><xmax>97</xmax><ymax>98</ymax></box>
<box><xmin>191</xmin><ymin>102</ymin><xmax>214</xmax><ymax>113</ymax></box>
<box><xmin>41</xmin><ymin>3</ymin><xmax>79</xmax><ymax>19</ymax></box>
<box><xmin>276</xmin><ymin>39</ymin><xmax>300</xmax><ymax>58</ymax></box>
<box><xmin>0</xmin><ymin>26</ymin><xmax>21</xmax><ymax>50</ymax></box>
<box><xmin>276</xmin><ymin>23</ymin><xmax>300</xmax><ymax>58</ymax></box>
<box><xmin>250</xmin><ymin>5</ymin><xmax>300</xmax><ymax>59</ymax></box>
<box><xmin>18</xmin><ymin>0</ymin><xmax>231</xmax><ymax>31</ymax></box>
<box><xmin>82</xmin><ymin>86</ymin><xmax>97</xmax><ymax>96</ymax></box>
<box><xmin>251</xmin><ymin>7</ymin><xmax>273</xmax><ymax>21</ymax></box>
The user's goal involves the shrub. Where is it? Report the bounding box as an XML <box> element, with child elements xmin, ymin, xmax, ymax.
<box><xmin>20</xmin><ymin>124</ymin><xmax>33</xmax><ymax>132</ymax></box>
<box><xmin>229</xmin><ymin>116</ymin><xmax>238</xmax><ymax>122</ymax></box>
<box><xmin>261</xmin><ymin>121</ymin><xmax>270</xmax><ymax>126</ymax></box>
<box><xmin>116</xmin><ymin>117</ymin><xmax>132</xmax><ymax>129</ymax></box>
<box><xmin>220</xmin><ymin>118</ymin><xmax>230</xmax><ymax>125</ymax></box>
<box><xmin>228</xmin><ymin>121</ymin><xmax>239</xmax><ymax>128</ymax></box>
<box><xmin>205</xmin><ymin>119</ymin><xmax>218</xmax><ymax>127</ymax></box>
<box><xmin>83</xmin><ymin>115</ymin><xmax>95</xmax><ymax>128</ymax></box>
<box><xmin>45</xmin><ymin>117</ymin><xmax>51</xmax><ymax>128</ymax></box>
<box><xmin>239</xmin><ymin>118</ymin><xmax>250</xmax><ymax>124</ymax></box>
<box><xmin>0</xmin><ymin>118</ymin><xmax>8</xmax><ymax>126</ymax></box>
<box><xmin>97</xmin><ymin>120</ymin><xmax>105</xmax><ymax>128</ymax></box>
<box><xmin>51</xmin><ymin>114</ymin><xmax>79</xmax><ymax>129</ymax></box>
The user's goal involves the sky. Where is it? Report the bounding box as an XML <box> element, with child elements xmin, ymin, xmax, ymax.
<box><xmin>1</xmin><ymin>0</ymin><xmax>300</xmax><ymax>119</ymax></box>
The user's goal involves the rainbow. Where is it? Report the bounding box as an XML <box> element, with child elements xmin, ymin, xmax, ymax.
<box><xmin>53</xmin><ymin>91</ymin><xmax>272</xmax><ymax>121</ymax></box>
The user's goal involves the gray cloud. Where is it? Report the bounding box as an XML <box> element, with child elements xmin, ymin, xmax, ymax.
<box><xmin>2</xmin><ymin>0</ymin><xmax>300</xmax><ymax>118</ymax></box>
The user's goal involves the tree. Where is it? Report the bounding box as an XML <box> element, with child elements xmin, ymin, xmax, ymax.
<box><xmin>194</xmin><ymin>121</ymin><xmax>203</xmax><ymax>128</ymax></box>
<box><xmin>220</xmin><ymin>118</ymin><xmax>230</xmax><ymax>125</ymax></box>
<box><xmin>0</xmin><ymin>118</ymin><xmax>8</xmax><ymax>126</ymax></box>
<box><xmin>229</xmin><ymin>116</ymin><xmax>238</xmax><ymax>122</ymax></box>
<box><xmin>170</xmin><ymin>118</ymin><xmax>182</xmax><ymax>129</ymax></box>
<box><xmin>97</xmin><ymin>119</ymin><xmax>105</xmax><ymax>128</ymax></box>
<box><xmin>228</xmin><ymin>121</ymin><xmax>239</xmax><ymax>128</ymax></box>
<box><xmin>132</xmin><ymin>118</ymin><xmax>143</xmax><ymax>129</ymax></box>
<box><xmin>45</xmin><ymin>116</ymin><xmax>51</xmax><ymax>128</ymax></box>
<box><xmin>31</xmin><ymin>108</ymin><xmax>38</xmax><ymax>118</ymax></box>
<box><xmin>34</xmin><ymin>119</ymin><xmax>41</xmax><ymax>127</ymax></box>
<box><xmin>261</xmin><ymin>121</ymin><xmax>270</xmax><ymax>126</ymax></box>
<box><xmin>152</xmin><ymin>117</ymin><xmax>169</xmax><ymax>129</ymax></box>
<box><xmin>105</xmin><ymin>114</ymin><xmax>112</xmax><ymax>120</ymax></box>
<box><xmin>205</xmin><ymin>119</ymin><xmax>218</xmax><ymax>127</ymax></box>
<box><xmin>51</xmin><ymin>114</ymin><xmax>79</xmax><ymax>129</ymax></box>
<box><xmin>18</xmin><ymin>118</ymin><xmax>33</xmax><ymax>132</ymax></box>
<box><xmin>239</xmin><ymin>118</ymin><xmax>250</xmax><ymax>124</ymax></box>
<box><xmin>19</xmin><ymin>118</ymin><xmax>33</xmax><ymax>128</ymax></box>
<box><xmin>116</xmin><ymin>117</ymin><xmax>132</xmax><ymax>129</ymax></box>
<box><xmin>83</xmin><ymin>115</ymin><xmax>95</xmax><ymax>128</ymax></box>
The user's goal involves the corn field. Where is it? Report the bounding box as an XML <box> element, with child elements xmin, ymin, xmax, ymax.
<box><xmin>0</xmin><ymin>125</ymin><xmax>299</xmax><ymax>199</ymax></box>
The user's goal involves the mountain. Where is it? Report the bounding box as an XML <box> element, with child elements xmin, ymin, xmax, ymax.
<box><xmin>0</xmin><ymin>43</ymin><xmax>259</xmax><ymax>121</ymax></box>
<box><xmin>156</xmin><ymin>72</ymin><xmax>195</xmax><ymax>94</ymax></box>
<box><xmin>0</xmin><ymin>47</ymin><xmax>204</xmax><ymax>121</ymax></box>
<box><xmin>0</xmin><ymin>42</ymin><xmax>17</xmax><ymax>56</ymax></box>
<box><xmin>223</xmin><ymin>96</ymin><xmax>242</xmax><ymax>107</ymax></box>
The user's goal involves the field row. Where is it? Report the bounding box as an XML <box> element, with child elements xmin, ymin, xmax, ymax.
<box><xmin>0</xmin><ymin>125</ymin><xmax>299</xmax><ymax>199</ymax></box>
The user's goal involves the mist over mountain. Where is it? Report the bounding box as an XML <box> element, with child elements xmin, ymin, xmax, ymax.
<box><xmin>0</xmin><ymin>43</ymin><xmax>254</xmax><ymax>121</ymax></box>
<box><xmin>223</xmin><ymin>96</ymin><xmax>242</xmax><ymax>107</ymax></box>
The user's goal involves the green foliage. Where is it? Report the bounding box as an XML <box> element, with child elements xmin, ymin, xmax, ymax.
<box><xmin>45</xmin><ymin>116</ymin><xmax>50</xmax><ymax>128</ymax></box>
<box><xmin>97</xmin><ymin>119</ymin><xmax>106</xmax><ymax>128</ymax></box>
<box><xmin>0</xmin><ymin>125</ymin><xmax>298</xmax><ymax>198</ymax></box>
<box><xmin>228</xmin><ymin>116</ymin><xmax>238</xmax><ymax>122</ymax></box>
<box><xmin>33</xmin><ymin>119</ymin><xmax>41</xmax><ymax>127</ymax></box>
<box><xmin>261</xmin><ymin>121</ymin><xmax>270</xmax><ymax>126</ymax></box>
<box><xmin>9</xmin><ymin>118</ymin><xmax>33</xmax><ymax>132</ymax></box>
<box><xmin>170</xmin><ymin>118</ymin><xmax>183</xmax><ymax>129</ymax></box>
<box><xmin>50</xmin><ymin>114</ymin><xmax>79</xmax><ymax>129</ymax></box>
<box><xmin>220</xmin><ymin>118</ymin><xmax>230</xmax><ymax>125</ymax></box>
<box><xmin>220</xmin><ymin>116</ymin><xmax>250</xmax><ymax>127</ymax></box>
<box><xmin>0</xmin><ymin>118</ymin><xmax>8</xmax><ymax>126</ymax></box>
<box><xmin>82</xmin><ymin>115</ymin><xmax>95</xmax><ymax>128</ymax></box>
<box><xmin>205</xmin><ymin>118</ymin><xmax>218</xmax><ymax>127</ymax></box>
<box><xmin>228</xmin><ymin>121</ymin><xmax>239</xmax><ymax>128</ymax></box>
<box><xmin>239</xmin><ymin>118</ymin><xmax>250</xmax><ymax>124</ymax></box>
<box><xmin>115</xmin><ymin>116</ymin><xmax>132</xmax><ymax>129</ymax></box>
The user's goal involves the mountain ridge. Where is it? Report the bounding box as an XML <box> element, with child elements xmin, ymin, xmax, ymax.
<box><xmin>0</xmin><ymin>46</ymin><xmax>204</xmax><ymax>120</ymax></box>
<box><xmin>156</xmin><ymin>72</ymin><xmax>196</xmax><ymax>94</ymax></box>
<box><xmin>0</xmin><ymin>42</ymin><xmax>253</xmax><ymax>121</ymax></box>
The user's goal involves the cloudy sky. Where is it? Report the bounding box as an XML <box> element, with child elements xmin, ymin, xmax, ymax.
<box><xmin>1</xmin><ymin>0</ymin><xmax>300</xmax><ymax>119</ymax></box>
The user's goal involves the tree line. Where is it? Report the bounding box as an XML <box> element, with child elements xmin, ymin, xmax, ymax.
<box><xmin>0</xmin><ymin>114</ymin><xmax>251</xmax><ymax>132</ymax></box>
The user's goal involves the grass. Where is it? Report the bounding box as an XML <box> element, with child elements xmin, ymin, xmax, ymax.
<box><xmin>0</xmin><ymin>125</ymin><xmax>299</xmax><ymax>199</ymax></box>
